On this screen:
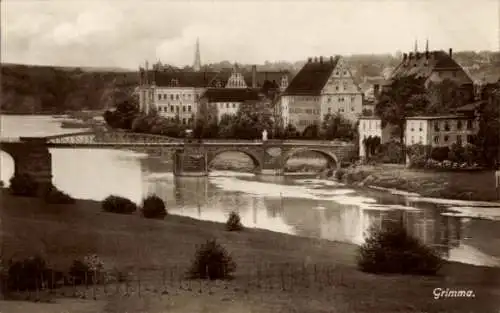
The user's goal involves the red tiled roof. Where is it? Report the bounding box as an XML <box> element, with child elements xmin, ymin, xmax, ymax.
<box><xmin>283</xmin><ymin>56</ymin><xmax>341</xmax><ymax>96</ymax></box>
<box><xmin>147</xmin><ymin>70</ymin><xmax>219</xmax><ymax>88</ymax></box>
<box><xmin>201</xmin><ymin>88</ymin><xmax>261</xmax><ymax>102</ymax></box>
<box><xmin>207</xmin><ymin>70</ymin><xmax>292</xmax><ymax>88</ymax></box>
<box><xmin>391</xmin><ymin>50</ymin><xmax>472</xmax><ymax>84</ymax></box>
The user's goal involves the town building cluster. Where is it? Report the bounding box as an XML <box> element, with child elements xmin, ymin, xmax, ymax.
<box><xmin>136</xmin><ymin>38</ymin><xmax>497</xmax><ymax>158</ymax></box>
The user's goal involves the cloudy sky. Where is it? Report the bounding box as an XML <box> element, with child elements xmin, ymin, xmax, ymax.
<box><xmin>2</xmin><ymin>0</ymin><xmax>498</xmax><ymax>69</ymax></box>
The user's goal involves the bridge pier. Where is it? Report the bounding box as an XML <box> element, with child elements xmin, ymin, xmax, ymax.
<box><xmin>2</xmin><ymin>138</ymin><xmax>53</xmax><ymax>192</ymax></box>
<box><xmin>172</xmin><ymin>149</ymin><xmax>209</xmax><ymax>177</ymax></box>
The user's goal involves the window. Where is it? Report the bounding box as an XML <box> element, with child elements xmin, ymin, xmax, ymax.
<box><xmin>328</xmin><ymin>107</ymin><xmax>332</xmax><ymax>113</ymax></box>
<box><xmin>444</xmin><ymin>135</ymin><xmax>449</xmax><ymax>142</ymax></box>
<box><xmin>232</xmin><ymin>103</ymin><xmax>236</xmax><ymax>108</ymax></box>
<box><xmin>419</xmin><ymin>136</ymin><xmax>423</xmax><ymax>143</ymax></box>
<box><xmin>335</xmin><ymin>86</ymin><xmax>339</xmax><ymax>91</ymax></box>
<box><xmin>434</xmin><ymin>136</ymin><xmax>439</xmax><ymax>144</ymax></box>
<box><xmin>457</xmin><ymin>135</ymin><xmax>462</xmax><ymax>145</ymax></box>
<box><xmin>411</xmin><ymin>136</ymin><xmax>415</xmax><ymax>144</ymax></box>
<box><xmin>188</xmin><ymin>105</ymin><xmax>192</xmax><ymax>112</ymax></box>
<box><xmin>351</xmin><ymin>107</ymin><xmax>355</xmax><ymax>111</ymax></box>
<box><xmin>182</xmin><ymin>105</ymin><xmax>186</xmax><ymax>112</ymax></box>
<box><xmin>467</xmin><ymin>120</ymin><xmax>473</xmax><ymax>129</ymax></box>
<box><xmin>170</xmin><ymin>95</ymin><xmax>174</xmax><ymax>100</ymax></box>
<box><xmin>176</xmin><ymin>106</ymin><xmax>179</xmax><ymax>113</ymax></box>
<box><xmin>457</xmin><ymin>120</ymin><xmax>463</xmax><ymax>130</ymax></box>
<box><xmin>158</xmin><ymin>94</ymin><xmax>161</xmax><ymax>100</ymax></box>
<box><xmin>176</xmin><ymin>94</ymin><xmax>179</xmax><ymax>100</ymax></box>
<box><xmin>351</xmin><ymin>96</ymin><xmax>355</xmax><ymax>103</ymax></box>
<box><xmin>226</xmin><ymin>103</ymin><xmax>229</xmax><ymax>108</ymax></box>
<box><xmin>343</xmin><ymin>71</ymin><xmax>347</xmax><ymax>75</ymax></box>
<box><xmin>170</xmin><ymin>105</ymin><xmax>174</xmax><ymax>112</ymax></box>
<box><xmin>444</xmin><ymin>122</ymin><xmax>450</xmax><ymax>131</ymax></box>
<box><xmin>434</xmin><ymin>121</ymin><xmax>440</xmax><ymax>132</ymax></box>
<box><xmin>467</xmin><ymin>135</ymin><xmax>474</xmax><ymax>143</ymax></box>
<box><xmin>363</xmin><ymin>122</ymin><xmax>366</xmax><ymax>130</ymax></box>
<box><xmin>328</xmin><ymin>97</ymin><xmax>331</xmax><ymax>103</ymax></box>
<box><xmin>182</xmin><ymin>118</ymin><xmax>186</xmax><ymax>125</ymax></box>
<box><xmin>335</xmin><ymin>71</ymin><xmax>339</xmax><ymax>75</ymax></box>
<box><xmin>343</xmin><ymin>82</ymin><xmax>348</xmax><ymax>90</ymax></box>
<box><xmin>419</xmin><ymin>122</ymin><xmax>423</xmax><ymax>132</ymax></box>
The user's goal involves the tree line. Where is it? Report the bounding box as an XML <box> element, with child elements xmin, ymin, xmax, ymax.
<box><xmin>103</xmin><ymin>95</ymin><xmax>357</xmax><ymax>141</ymax></box>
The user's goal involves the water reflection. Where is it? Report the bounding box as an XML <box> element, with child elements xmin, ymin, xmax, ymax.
<box><xmin>1</xmin><ymin>114</ymin><xmax>500</xmax><ymax>267</ymax></box>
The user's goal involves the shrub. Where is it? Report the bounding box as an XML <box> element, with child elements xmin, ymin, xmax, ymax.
<box><xmin>69</xmin><ymin>254</ymin><xmax>105</xmax><ymax>285</ymax></box>
<box><xmin>334</xmin><ymin>168</ymin><xmax>347</xmax><ymax>181</ymax></box>
<box><xmin>102</xmin><ymin>195</ymin><xmax>137</xmax><ymax>214</ymax></box>
<box><xmin>5</xmin><ymin>255</ymin><xmax>49</xmax><ymax>291</ymax></box>
<box><xmin>43</xmin><ymin>185</ymin><xmax>75</xmax><ymax>204</ymax></box>
<box><xmin>430</xmin><ymin>147</ymin><xmax>450</xmax><ymax>162</ymax></box>
<box><xmin>9</xmin><ymin>173</ymin><xmax>39</xmax><ymax>197</ymax></box>
<box><xmin>357</xmin><ymin>221</ymin><xmax>442</xmax><ymax>276</ymax></box>
<box><xmin>141</xmin><ymin>194</ymin><xmax>167</xmax><ymax>219</ymax></box>
<box><xmin>226</xmin><ymin>211</ymin><xmax>243</xmax><ymax>231</ymax></box>
<box><xmin>188</xmin><ymin>239</ymin><xmax>236</xmax><ymax>280</ymax></box>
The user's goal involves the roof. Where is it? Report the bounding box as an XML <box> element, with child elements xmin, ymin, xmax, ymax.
<box><xmin>144</xmin><ymin>70</ymin><xmax>219</xmax><ymax>88</ymax></box>
<box><xmin>455</xmin><ymin>100</ymin><xmax>485</xmax><ymax>112</ymax></box>
<box><xmin>390</xmin><ymin>50</ymin><xmax>472</xmax><ymax>84</ymax></box>
<box><xmin>359</xmin><ymin>116</ymin><xmax>382</xmax><ymax>120</ymax></box>
<box><xmin>201</xmin><ymin>88</ymin><xmax>261</xmax><ymax>102</ymax></box>
<box><xmin>283</xmin><ymin>56</ymin><xmax>341</xmax><ymax>96</ymax></box>
<box><xmin>207</xmin><ymin>70</ymin><xmax>292</xmax><ymax>88</ymax></box>
<box><xmin>406</xmin><ymin>115</ymin><xmax>473</xmax><ymax>120</ymax></box>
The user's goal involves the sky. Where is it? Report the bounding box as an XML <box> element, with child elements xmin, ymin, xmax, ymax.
<box><xmin>2</xmin><ymin>0</ymin><xmax>499</xmax><ymax>69</ymax></box>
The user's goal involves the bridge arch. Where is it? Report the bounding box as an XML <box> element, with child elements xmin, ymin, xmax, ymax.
<box><xmin>207</xmin><ymin>148</ymin><xmax>262</xmax><ymax>172</ymax></box>
<box><xmin>282</xmin><ymin>148</ymin><xmax>340</xmax><ymax>170</ymax></box>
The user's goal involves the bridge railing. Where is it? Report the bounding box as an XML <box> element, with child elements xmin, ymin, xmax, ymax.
<box><xmin>0</xmin><ymin>137</ymin><xmax>21</xmax><ymax>143</ymax></box>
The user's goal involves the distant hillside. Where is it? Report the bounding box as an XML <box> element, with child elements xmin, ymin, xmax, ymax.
<box><xmin>1</xmin><ymin>63</ymin><xmax>138</xmax><ymax>114</ymax></box>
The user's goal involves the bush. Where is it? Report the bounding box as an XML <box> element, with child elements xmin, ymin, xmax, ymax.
<box><xmin>141</xmin><ymin>194</ymin><xmax>167</xmax><ymax>219</ymax></box>
<box><xmin>334</xmin><ymin>168</ymin><xmax>347</xmax><ymax>181</ymax></box>
<box><xmin>375</xmin><ymin>142</ymin><xmax>404</xmax><ymax>163</ymax></box>
<box><xmin>5</xmin><ymin>256</ymin><xmax>49</xmax><ymax>291</ymax></box>
<box><xmin>357</xmin><ymin>221</ymin><xmax>442</xmax><ymax>276</ymax></box>
<box><xmin>226</xmin><ymin>211</ymin><xmax>243</xmax><ymax>231</ymax></box>
<box><xmin>102</xmin><ymin>195</ymin><xmax>137</xmax><ymax>214</ymax></box>
<box><xmin>9</xmin><ymin>173</ymin><xmax>39</xmax><ymax>197</ymax></box>
<box><xmin>430</xmin><ymin>147</ymin><xmax>450</xmax><ymax>162</ymax></box>
<box><xmin>43</xmin><ymin>185</ymin><xmax>75</xmax><ymax>204</ymax></box>
<box><xmin>188</xmin><ymin>239</ymin><xmax>236</xmax><ymax>280</ymax></box>
<box><xmin>69</xmin><ymin>254</ymin><xmax>105</xmax><ymax>285</ymax></box>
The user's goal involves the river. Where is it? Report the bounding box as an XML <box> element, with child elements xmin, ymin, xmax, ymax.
<box><xmin>1</xmin><ymin>114</ymin><xmax>500</xmax><ymax>267</ymax></box>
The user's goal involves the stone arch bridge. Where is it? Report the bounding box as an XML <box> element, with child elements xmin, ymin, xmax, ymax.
<box><xmin>0</xmin><ymin>130</ymin><xmax>356</xmax><ymax>190</ymax></box>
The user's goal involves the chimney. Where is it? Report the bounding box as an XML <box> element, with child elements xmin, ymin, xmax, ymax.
<box><xmin>308</xmin><ymin>57</ymin><xmax>312</xmax><ymax>63</ymax></box>
<box><xmin>403</xmin><ymin>53</ymin><xmax>407</xmax><ymax>61</ymax></box>
<box><xmin>252</xmin><ymin>65</ymin><xmax>257</xmax><ymax>88</ymax></box>
<box><xmin>314</xmin><ymin>57</ymin><xmax>318</xmax><ymax>63</ymax></box>
<box><xmin>408</xmin><ymin>52</ymin><xmax>413</xmax><ymax>59</ymax></box>
<box><xmin>449</xmin><ymin>48</ymin><xmax>453</xmax><ymax>57</ymax></box>
<box><xmin>319</xmin><ymin>56</ymin><xmax>323</xmax><ymax>63</ymax></box>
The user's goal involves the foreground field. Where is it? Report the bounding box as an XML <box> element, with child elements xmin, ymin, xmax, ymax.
<box><xmin>1</xmin><ymin>190</ymin><xmax>500</xmax><ymax>313</ymax></box>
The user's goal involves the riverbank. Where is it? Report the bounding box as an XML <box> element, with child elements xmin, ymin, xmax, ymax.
<box><xmin>337</xmin><ymin>164</ymin><xmax>500</xmax><ymax>202</ymax></box>
<box><xmin>1</xmin><ymin>189</ymin><xmax>500</xmax><ymax>312</ymax></box>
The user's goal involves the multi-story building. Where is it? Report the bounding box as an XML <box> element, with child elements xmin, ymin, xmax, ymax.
<box><xmin>405</xmin><ymin>115</ymin><xmax>479</xmax><ymax>148</ymax></box>
<box><xmin>388</xmin><ymin>47</ymin><xmax>474</xmax><ymax>102</ymax></box>
<box><xmin>357</xmin><ymin>117</ymin><xmax>399</xmax><ymax>158</ymax></box>
<box><xmin>280</xmin><ymin>56</ymin><xmax>364</xmax><ymax>133</ymax></box>
<box><xmin>138</xmin><ymin>67</ymin><xmax>219</xmax><ymax>125</ymax></box>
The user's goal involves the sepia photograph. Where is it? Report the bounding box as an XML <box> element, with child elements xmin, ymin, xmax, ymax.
<box><xmin>0</xmin><ymin>0</ymin><xmax>499</xmax><ymax>312</ymax></box>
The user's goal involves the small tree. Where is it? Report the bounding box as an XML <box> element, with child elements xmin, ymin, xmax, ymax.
<box><xmin>9</xmin><ymin>173</ymin><xmax>39</xmax><ymax>197</ymax></box>
<box><xmin>141</xmin><ymin>194</ymin><xmax>167</xmax><ymax>219</ymax></box>
<box><xmin>188</xmin><ymin>239</ymin><xmax>236</xmax><ymax>280</ymax></box>
<box><xmin>226</xmin><ymin>211</ymin><xmax>243</xmax><ymax>231</ymax></box>
<box><xmin>102</xmin><ymin>195</ymin><xmax>137</xmax><ymax>214</ymax></box>
<box><xmin>358</xmin><ymin>221</ymin><xmax>442</xmax><ymax>276</ymax></box>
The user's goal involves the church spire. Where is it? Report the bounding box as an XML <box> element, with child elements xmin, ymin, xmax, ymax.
<box><xmin>425</xmin><ymin>38</ymin><xmax>429</xmax><ymax>52</ymax></box>
<box><xmin>414</xmin><ymin>39</ymin><xmax>418</xmax><ymax>53</ymax></box>
<box><xmin>193</xmin><ymin>37</ymin><xmax>201</xmax><ymax>71</ymax></box>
